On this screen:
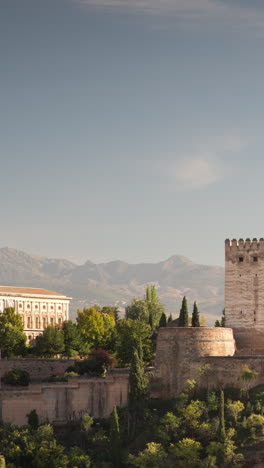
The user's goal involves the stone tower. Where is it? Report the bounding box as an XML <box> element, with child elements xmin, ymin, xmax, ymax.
<box><xmin>225</xmin><ymin>238</ymin><xmax>264</xmax><ymax>354</ymax></box>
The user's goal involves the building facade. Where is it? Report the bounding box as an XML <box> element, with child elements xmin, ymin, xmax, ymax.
<box><xmin>0</xmin><ymin>286</ymin><xmax>71</xmax><ymax>342</ymax></box>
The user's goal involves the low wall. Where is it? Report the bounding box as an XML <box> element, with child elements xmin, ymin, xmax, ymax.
<box><xmin>0</xmin><ymin>358</ymin><xmax>76</xmax><ymax>381</ymax></box>
<box><xmin>0</xmin><ymin>369</ymin><xmax>130</xmax><ymax>425</ymax></box>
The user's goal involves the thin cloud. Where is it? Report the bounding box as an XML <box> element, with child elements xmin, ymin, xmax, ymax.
<box><xmin>163</xmin><ymin>156</ymin><xmax>221</xmax><ymax>190</ymax></box>
<box><xmin>74</xmin><ymin>0</ymin><xmax>264</xmax><ymax>26</ymax></box>
<box><xmin>158</xmin><ymin>134</ymin><xmax>246</xmax><ymax>190</ymax></box>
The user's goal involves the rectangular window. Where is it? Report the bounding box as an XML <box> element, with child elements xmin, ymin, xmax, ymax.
<box><xmin>253</xmin><ymin>256</ymin><xmax>258</xmax><ymax>262</ymax></box>
<box><xmin>50</xmin><ymin>317</ymin><xmax>54</xmax><ymax>326</ymax></box>
<box><xmin>239</xmin><ymin>257</ymin><xmax>244</xmax><ymax>262</ymax></box>
<box><xmin>27</xmin><ymin>317</ymin><xmax>31</xmax><ymax>328</ymax></box>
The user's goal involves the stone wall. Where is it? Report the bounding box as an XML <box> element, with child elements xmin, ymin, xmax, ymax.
<box><xmin>0</xmin><ymin>358</ymin><xmax>76</xmax><ymax>381</ymax></box>
<box><xmin>0</xmin><ymin>369</ymin><xmax>129</xmax><ymax>425</ymax></box>
<box><xmin>153</xmin><ymin>327</ymin><xmax>235</xmax><ymax>398</ymax></box>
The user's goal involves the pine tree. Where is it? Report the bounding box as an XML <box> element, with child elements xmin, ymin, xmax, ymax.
<box><xmin>178</xmin><ymin>296</ymin><xmax>189</xmax><ymax>327</ymax></box>
<box><xmin>219</xmin><ymin>389</ymin><xmax>226</xmax><ymax>442</ymax></box>
<box><xmin>192</xmin><ymin>301</ymin><xmax>200</xmax><ymax>327</ymax></box>
<box><xmin>215</xmin><ymin>320</ymin><xmax>221</xmax><ymax>327</ymax></box>
<box><xmin>159</xmin><ymin>312</ymin><xmax>167</xmax><ymax>328</ymax></box>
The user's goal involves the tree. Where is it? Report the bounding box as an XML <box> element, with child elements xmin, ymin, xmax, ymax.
<box><xmin>145</xmin><ymin>284</ymin><xmax>165</xmax><ymax>329</ymax></box>
<box><xmin>35</xmin><ymin>326</ymin><xmax>65</xmax><ymax>357</ymax></box>
<box><xmin>219</xmin><ymin>389</ymin><xmax>226</xmax><ymax>442</ymax></box>
<box><xmin>68</xmin><ymin>447</ymin><xmax>91</xmax><ymax>468</ymax></box>
<box><xmin>226</xmin><ymin>400</ymin><xmax>244</xmax><ymax>424</ymax></box>
<box><xmin>27</xmin><ymin>409</ymin><xmax>39</xmax><ymax>430</ymax></box>
<box><xmin>169</xmin><ymin>438</ymin><xmax>202</xmax><ymax>468</ymax></box>
<box><xmin>128</xmin><ymin>342</ymin><xmax>149</xmax><ymax>439</ymax></box>
<box><xmin>214</xmin><ymin>320</ymin><xmax>221</xmax><ymax>327</ymax></box>
<box><xmin>159</xmin><ymin>312</ymin><xmax>167</xmax><ymax>328</ymax></box>
<box><xmin>192</xmin><ymin>301</ymin><xmax>200</xmax><ymax>327</ymax></box>
<box><xmin>76</xmin><ymin>307</ymin><xmax>115</xmax><ymax>349</ymax></box>
<box><xmin>128</xmin><ymin>442</ymin><xmax>167</xmax><ymax>467</ymax></box>
<box><xmin>125</xmin><ymin>299</ymin><xmax>148</xmax><ymax>322</ymax></box>
<box><xmin>178</xmin><ymin>296</ymin><xmax>189</xmax><ymax>327</ymax></box>
<box><xmin>168</xmin><ymin>313</ymin><xmax>173</xmax><ymax>323</ymax></box>
<box><xmin>62</xmin><ymin>320</ymin><xmax>82</xmax><ymax>357</ymax></box>
<box><xmin>109</xmin><ymin>406</ymin><xmax>121</xmax><ymax>466</ymax></box>
<box><xmin>126</xmin><ymin>285</ymin><xmax>165</xmax><ymax>329</ymax></box>
<box><xmin>0</xmin><ymin>308</ymin><xmax>26</xmax><ymax>357</ymax></box>
<box><xmin>116</xmin><ymin>319</ymin><xmax>153</xmax><ymax>366</ymax></box>
<box><xmin>33</xmin><ymin>424</ymin><xmax>68</xmax><ymax>468</ymax></box>
<box><xmin>101</xmin><ymin>305</ymin><xmax>119</xmax><ymax>322</ymax></box>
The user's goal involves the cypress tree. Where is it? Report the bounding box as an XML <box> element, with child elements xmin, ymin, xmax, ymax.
<box><xmin>178</xmin><ymin>296</ymin><xmax>189</xmax><ymax>327</ymax></box>
<box><xmin>168</xmin><ymin>313</ymin><xmax>173</xmax><ymax>323</ymax></box>
<box><xmin>145</xmin><ymin>284</ymin><xmax>151</xmax><ymax>302</ymax></box>
<box><xmin>128</xmin><ymin>341</ymin><xmax>149</xmax><ymax>439</ymax></box>
<box><xmin>110</xmin><ymin>406</ymin><xmax>121</xmax><ymax>466</ymax></box>
<box><xmin>215</xmin><ymin>320</ymin><xmax>221</xmax><ymax>327</ymax></box>
<box><xmin>159</xmin><ymin>312</ymin><xmax>167</xmax><ymax>328</ymax></box>
<box><xmin>219</xmin><ymin>389</ymin><xmax>226</xmax><ymax>442</ymax></box>
<box><xmin>192</xmin><ymin>301</ymin><xmax>200</xmax><ymax>327</ymax></box>
<box><xmin>148</xmin><ymin>310</ymin><xmax>153</xmax><ymax>329</ymax></box>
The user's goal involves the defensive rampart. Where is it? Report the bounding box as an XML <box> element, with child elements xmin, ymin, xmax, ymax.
<box><xmin>0</xmin><ymin>369</ymin><xmax>129</xmax><ymax>425</ymax></box>
<box><xmin>0</xmin><ymin>358</ymin><xmax>76</xmax><ymax>381</ymax></box>
<box><xmin>153</xmin><ymin>327</ymin><xmax>236</xmax><ymax>398</ymax></box>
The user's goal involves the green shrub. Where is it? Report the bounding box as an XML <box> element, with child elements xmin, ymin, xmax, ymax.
<box><xmin>42</xmin><ymin>374</ymin><xmax>67</xmax><ymax>382</ymax></box>
<box><xmin>64</xmin><ymin>371</ymin><xmax>80</xmax><ymax>378</ymax></box>
<box><xmin>3</xmin><ymin>369</ymin><xmax>30</xmax><ymax>386</ymax></box>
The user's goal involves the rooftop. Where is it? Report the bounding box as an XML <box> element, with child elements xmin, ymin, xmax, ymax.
<box><xmin>0</xmin><ymin>286</ymin><xmax>70</xmax><ymax>298</ymax></box>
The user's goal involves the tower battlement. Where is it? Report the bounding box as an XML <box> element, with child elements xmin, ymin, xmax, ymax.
<box><xmin>225</xmin><ymin>238</ymin><xmax>264</xmax><ymax>254</ymax></box>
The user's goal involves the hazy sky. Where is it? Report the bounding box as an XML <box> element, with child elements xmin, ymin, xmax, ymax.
<box><xmin>1</xmin><ymin>0</ymin><xmax>264</xmax><ymax>266</ymax></box>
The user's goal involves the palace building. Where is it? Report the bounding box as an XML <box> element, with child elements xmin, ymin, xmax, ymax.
<box><xmin>0</xmin><ymin>286</ymin><xmax>71</xmax><ymax>342</ymax></box>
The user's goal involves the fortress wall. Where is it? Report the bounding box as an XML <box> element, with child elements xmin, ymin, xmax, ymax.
<box><xmin>0</xmin><ymin>370</ymin><xmax>129</xmax><ymax>425</ymax></box>
<box><xmin>191</xmin><ymin>356</ymin><xmax>264</xmax><ymax>392</ymax></box>
<box><xmin>153</xmin><ymin>327</ymin><xmax>235</xmax><ymax>398</ymax></box>
<box><xmin>0</xmin><ymin>358</ymin><xmax>76</xmax><ymax>381</ymax></box>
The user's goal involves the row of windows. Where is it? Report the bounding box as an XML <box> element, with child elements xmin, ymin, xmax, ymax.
<box><xmin>239</xmin><ymin>256</ymin><xmax>258</xmax><ymax>263</ymax></box>
<box><xmin>23</xmin><ymin>316</ymin><xmax>62</xmax><ymax>329</ymax></box>
<box><xmin>18</xmin><ymin>303</ymin><xmax>62</xmax><ymax>310</ymax></box>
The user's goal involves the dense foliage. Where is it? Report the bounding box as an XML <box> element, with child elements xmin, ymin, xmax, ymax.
<box><xmin>1</xmin><ymin>380</ymin><xmax>264</xmax><ymax>466</ymax></box>
<box><xmin>3</xmin><ymin>369</ymin><xmax>30</xmax><ymax>386</ymax></box>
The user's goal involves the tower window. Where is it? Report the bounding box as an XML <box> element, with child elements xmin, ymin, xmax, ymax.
<box><xmin>239</xmin><ymin>257</ymin><xmax>244</xmax><ymax>262</ymax></box>
<box><xmin>253</xmin><ymin>256</ymin><xmax>258</xmax><ymax>262</ymax></box>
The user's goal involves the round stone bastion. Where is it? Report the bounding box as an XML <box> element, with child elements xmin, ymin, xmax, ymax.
<box><xmin>153</xmin><ymin>327</ymin><xmax>236</xmax><ymax>397</ymax></box>
<box><xmin>155</xmin><ymin>327</ymin><xmax>235</xmax><ymax>365</ymax></box>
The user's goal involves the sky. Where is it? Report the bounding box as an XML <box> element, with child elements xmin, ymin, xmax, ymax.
<box><xmin>1</xmin><ymin>0</ymin><xmax>264</xmax><ymax>266</ymax></box>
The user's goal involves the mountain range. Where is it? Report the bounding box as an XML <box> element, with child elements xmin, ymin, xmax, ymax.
<box><xmin>0</xmin><ymin>247</ymin><xmax>224</xmax><ymax>325</ymax></box>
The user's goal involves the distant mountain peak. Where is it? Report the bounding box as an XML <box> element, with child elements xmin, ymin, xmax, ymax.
<box><xmin>163</xmin><ymin>255</ymin><xmax>194</xmax><ymax>266</ymax></box>
<box><xmin>0</xmin><ymin>247</ymin><xmax>224</xmax><ymax>324</ymax></box>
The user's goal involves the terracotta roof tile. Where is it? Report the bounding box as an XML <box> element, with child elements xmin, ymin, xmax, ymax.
<box><xmin>0</xmin><ymin>286</ymin><xmax>69</xmax><ymax>298</ymax></box>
